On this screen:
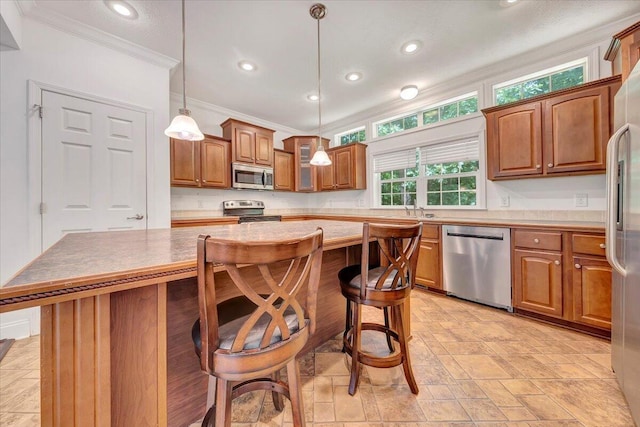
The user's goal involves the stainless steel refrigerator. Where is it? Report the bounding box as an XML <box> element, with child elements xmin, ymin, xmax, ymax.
<box><xmin>608</xmin><ymin>60</ymin><xmax>640</xmax><ymax>426</ymax></box>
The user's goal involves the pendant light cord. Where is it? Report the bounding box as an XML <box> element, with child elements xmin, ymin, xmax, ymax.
<box><xmin>316</xmin><ymin>11</ymin><xmax>322</xmax><ymax>141</ymax></box>
<box><xmin>181</xmin><ymin>0</ymin><xmax>187</xmax><ymax>112</ymax></box>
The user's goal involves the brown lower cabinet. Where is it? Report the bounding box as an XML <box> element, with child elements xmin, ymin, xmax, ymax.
<box><xmin>415</xmin><ymin>224</ymin><xmax>442</xmax><ymax>290</ymax></box>
<box><xmin>512</xmin><ymin>228</ymin><xmax>612</xmax><ymax>334</ymax></box>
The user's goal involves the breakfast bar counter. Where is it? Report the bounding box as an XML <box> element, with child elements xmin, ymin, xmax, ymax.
<box><xmin>0</xmin><ymin>220</ymin><xmax>366</xmax><ymax>427</ymax></box>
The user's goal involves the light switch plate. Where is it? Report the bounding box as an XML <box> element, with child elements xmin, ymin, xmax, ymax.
<box><xmin>575</xmin><ymin>193</ymin><xmax>588</xmax><ymax>207</ymax></box>
<box><xmin>499</xmin><ymin>195</ymin><xmax>510</xmax><ymax>207</ymax></box>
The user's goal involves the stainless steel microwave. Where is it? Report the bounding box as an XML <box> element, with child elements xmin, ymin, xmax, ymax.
<box><xmin>232</xmin><ymin>163</ymin><xmax>274</xmax><ymax>190</ymax></box>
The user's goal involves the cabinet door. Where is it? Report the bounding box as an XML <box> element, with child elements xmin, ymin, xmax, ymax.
<box><xmin>170</xmin><ymin>138</ymin><xmax>200</xmax><ymax>186</ymax></box>
<box><xmin>297</xmin><ymin>140</ymin><xmax>316</xmax><ymax>192</ymax></box>
<box><xmin>572</xmin><ymin>256</ymin><xmax>612</xmax><ymax>330</ymax></box>
<box><xmin>415</xmin><ymin>239</ymin><xmax>441</xmax><ymax>289</ymax></box>
<box><xmin>319</xmin><ymin>151</ymin><xmax>335</xmax><ymax>190</ymax></box>
<box><xmin>544</xmin><ymin>86</ymin><xmax>610</xmax><ymax>174</ymax></box>
<box><xmin>200</xmin><ymin>138</ymin><xmax>230</xmax><ymax>188</ymax></box>
<box><xmin>513</xmin><ymin>249</ymin><xmax>563</xmax><ymax>318</ymax></box>
<box><xmin>334</xmin><ymin>146</ymin><xmax>354</xmax><ymax>189</ymax></box>
<box><xmin>486</xmin><ymin>102</ymin><xmax>542</xmax><ymax>179</ymax></box>
<box><xmin>255</xmin><ymin>131</ymin><xmax>273</xmax><ymax>166</ymax></box>
<box><xmin>274</xmin><ymin>150</ymin><xmax>294</xmax><ymax>191</ymax></box>
<box><xmin>233</xmin><ymin>128</ymin><xmax>255</xmax><ymax>163</ymax></box>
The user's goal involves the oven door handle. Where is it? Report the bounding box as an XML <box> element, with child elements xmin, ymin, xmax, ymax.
<box><xmin>262</xmin><ymin>170</ymin><xmax>266</xmax><ymax>187</ymax></box>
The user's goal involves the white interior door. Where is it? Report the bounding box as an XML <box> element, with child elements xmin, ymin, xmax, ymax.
<box><xmin>41</xmin><ymin>90</ymin><xmax>147</xmax><ymax>250</ymax></box>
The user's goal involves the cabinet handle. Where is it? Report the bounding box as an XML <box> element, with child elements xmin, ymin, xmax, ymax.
<box><xmin>536</xmin><ymin>164</ymin><xmax>541</xmax><ymax>169</ymax></box>
<box><xmin>574</xmin><ymin>263</ymin><xmax>581</xmax><ymax>269</ymax></box>
<box><xmin>533</xmin><ymin>238</ymin><xmax>540</xmax><ymax>243</ymax></box>
<box><xmin>547</xmin><ymin>163</ymin><xmax>553</xmax><ymax>168</ymax></box>
<box><xmin>599</xmin><ymin>243</ymin><xmax>606</xmax><ymax>249</ymax></box>
<box><xmin>195</xmin><ymin>178</ymin><xmax>200</xmax><ymax>183</ymax></box>
<box><xmin>554</xmin><ymin>260</ymin><xmax>561</xmax><ymax>265</ymax></box>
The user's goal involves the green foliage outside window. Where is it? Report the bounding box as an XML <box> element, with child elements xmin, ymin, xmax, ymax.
<box><xmin>377</xmin><ymin>114</ymin><xmax>419</xmax><ymax>137</ymax></box>
<box><xmin>495</xmin><ymin>65</ymin><xmax>584</xmax><ymax>105</ymax></box>
<box><xmin>425</xmin><ymin>160</ymin><xmax>478</xmax><ymax>207</ymax></box>
<box><xmin>421</xmin><ymin>96</ymin><xmax>478</xmax><ymax>126</ymax></box>
<box><xmin>379</xmin><ymin>167</ymin><xmax>418</xmax><ymax>206</ymax></box>
<box><xmin>339</xmin><ymin>129</ymin><xmax>366</xmax><ymax>145</ymax></box>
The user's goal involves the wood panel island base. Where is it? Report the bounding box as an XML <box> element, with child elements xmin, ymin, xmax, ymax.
<box><xmin>0</xmin><ymin>220</ymin><xmax>365</xmax><ymax>427</ymax></box>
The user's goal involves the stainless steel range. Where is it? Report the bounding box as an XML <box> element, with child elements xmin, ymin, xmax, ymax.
<box><xmin>222</xmin><ymin>200</ymin><xmax>282</xmax><ymax>223</ymax></box>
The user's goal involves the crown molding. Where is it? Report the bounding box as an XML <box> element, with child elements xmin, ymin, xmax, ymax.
<box><xmin>19</xmin><ymin>0</ymin><xmax>178</xmax><ymax>69</ymax></box>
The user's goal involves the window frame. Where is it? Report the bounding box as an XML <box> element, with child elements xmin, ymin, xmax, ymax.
<box><xmin>492</xmin><ymin>57</ymin><xmax>588</xmax><ymax>106</ymax></box>
<box><xmin>334</xmin><ymin>126</ymin><xmax>366</xmax><ymax>146</ymax></box>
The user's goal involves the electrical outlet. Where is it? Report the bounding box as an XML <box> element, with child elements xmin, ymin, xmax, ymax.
<box><xmin>197</xmin><ymin>200</ymin><xmax>204</xmax><ymax>209</ymax></box>
<box><xmin>575</xmin><ymin>193</ymin><xmax>588</xmax><ymax>207</ymax></box>
<box><xmin>499</xmin><ymin>195</ymin><xmax>510</xmax><ymax>207</ymax></box>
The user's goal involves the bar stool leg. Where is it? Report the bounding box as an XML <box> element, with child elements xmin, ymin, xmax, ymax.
<box><xmin>286</xmin><ymin>359</ymin><xmax>306</xmax><ymax>427</ymax></box>
<box><xmin>348</xmin><ymin>301</ymin><xmax>362</xmax><ymax>396</ymax></box>
<box><xmin>343</xmin><ymin>299</ymin><xmax>352</xmax><ymax>353</ymax></box>
<box><xmin>215</xmin><ymin>379</ymin><xmax>234</xmax><ymax>427</ymax></box>
<box><xmin>383</xmin><ymin>307</ymin><xmax>395</xmax><ymax>353</ymax></box>
<box><xmin>394</xmin><ymin>304</ymin><xmax>418</xmax><ymax>394</ymax></box>
<box><xmin>271</xmin><ymin>370</ymin><xmax>285</xmax><ymax>411</ymax></box>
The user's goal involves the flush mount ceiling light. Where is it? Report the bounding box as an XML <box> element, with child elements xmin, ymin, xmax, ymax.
<box><xmin>307</xmin><ymin>94</ymin><xmax>319</xmax><ymax>101</ymax></box>
<box><xmin>401</xmin><ymin>40</ymin><xmax>422</xmax><ymax>55</ymax></box>
<box><xmin>164</xmin><ymin>0</ymin><xmax>204</xmax><ymax>141</ymax></box>
<box><xmin>238</xmin><ymin>60</ymin><xmax>257</xmax><ymax>72</ymax></box>
<box><xmin>104</xmin><ymin>0</ymin><xmax>138</xmax><ymax>19</ymax></box>
<box><xmin>400</xmin><ymin>85</ymin><xmax>419</xmax><ymax>100</ymax></box>
<box><xmin>309</xmin><ymin>3</ymin><xmax>331</xmax><ymax>167</ymax></box>
<box><xmin>345</xmin><ymin>72</ymin><xmax>362</xmax><ymax>82</ymax></box>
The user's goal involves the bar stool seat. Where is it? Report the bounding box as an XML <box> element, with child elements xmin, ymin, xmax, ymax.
<box><xmin>192</xmin><ymin>229</ymin><xmax>324</xmax><ymax>427</ymax></box>
<box><xmin>339</xmin><ymin>222</ymin><xmax>422</xmax><ymax>396</ymax></box>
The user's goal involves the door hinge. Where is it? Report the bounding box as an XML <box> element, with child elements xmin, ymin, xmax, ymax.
<box><xmin>33</xmin><ymin>104</ymin><xmax>43</xmax><ymax>118</ymax></box>
<box><xmin>39</xmin><ymin>202</ymin><xmax>46</xmax><ymax>214</ymax></box>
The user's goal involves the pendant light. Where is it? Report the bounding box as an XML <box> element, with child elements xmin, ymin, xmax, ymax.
<box><xmin>164</xmin><ymin>0</ymin><xmax>204</xmax><ymax>141</ymax></box>
<box><xmin>309</xmin><ymin>3</ymin><xmax>332</xmax><ymax>166</ymax></box>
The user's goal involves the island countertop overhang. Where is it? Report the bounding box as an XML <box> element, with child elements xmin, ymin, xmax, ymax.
<box><xmin>0</xmin><ymin>220</ymin><xmax>367</xmax><ymax>311</ymax></box>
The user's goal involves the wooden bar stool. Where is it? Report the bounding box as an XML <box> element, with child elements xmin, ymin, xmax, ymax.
<box><xmin>338</xmin><ymin>222</ymin><xmax>422</xmax><ymax>396</ymax></box>
<box><xmin>192</xmin><ymin>229</ymin><xmax>324</xmax><ymax>427</ymax></box>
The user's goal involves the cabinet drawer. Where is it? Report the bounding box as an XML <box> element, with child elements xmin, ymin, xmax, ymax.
<box><xmin>572</xmin><ymin>234</ymin><xmax>606</xmax><ymax>256</ymax></box>
<box><xmin>421</xmin><ymin>224</ymin><xmax>440</xmax><ymax>240</ymax></box>
<box><xmin>514</xmin><ymin>230</ymin><xmax>562</xmax><ymax>251</ymax></box>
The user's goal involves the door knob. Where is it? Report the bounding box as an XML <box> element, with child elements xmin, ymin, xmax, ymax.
<box><xmin>127</xmin><ymin>214</ymin><xmax>144</xmax><ymax>220</ymax></box>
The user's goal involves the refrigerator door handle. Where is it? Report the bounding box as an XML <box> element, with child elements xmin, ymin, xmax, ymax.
<box><xmin>606</xmin><ymin>123</ymin><xmax>629</xmax><ymax>277</ymax></box>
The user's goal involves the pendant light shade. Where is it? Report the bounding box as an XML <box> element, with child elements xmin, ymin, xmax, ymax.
<box><xmin>165</xmin><ymin>0</ymin><xmax>204</xmax><ymax>141</ymax></box>
<box><xmin>309</xmin><ymin>3</ymin><xmax>331</xmax><ymax>167</ymax></box>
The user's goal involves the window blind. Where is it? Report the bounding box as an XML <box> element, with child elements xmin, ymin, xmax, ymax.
<box><xmin>420</xmin><ymin>139</ymin><xmax>479</xmax><ymax>165</ymax></box>
<box><xmin>373</xmin><ymin>149</ymin><xmax>417</xmax><ymax>173</ymax></box>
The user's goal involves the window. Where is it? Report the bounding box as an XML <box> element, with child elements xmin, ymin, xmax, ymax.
<box><xmin>376</xmin><ymin>114</ymin><xmax>418</xmax><ymax>137</ymax></box>
<box><xmin>374</xmin><ymin>139</ymin><xmax>481</xmax><ymax>208</ymax></box>
<box><xmin>373</xmin><ymin>92</ymin><xmax>479</xmax><ymax>138</ymax></box>
<box><xmin>336</xmin><ymin>127</ymin><xmax>366</xmax><ymax>145</ymax></box>
<box><xmin>493</xmin><ymin>58</ymin><xmax>587</xmax><ymax>105</ymax></box>
<box><xmin>373</xmin><ymin>149</ymin><xmax>419</xmax><ymax>206</ymax></box>
<box><xmin>423</xmin><ymin>95</ymin><xmax>478</xmax><ymax>125</ymax></box>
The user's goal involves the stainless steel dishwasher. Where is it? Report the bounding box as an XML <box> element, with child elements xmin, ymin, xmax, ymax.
<box><xmin>442</xmin><ymin>225</ymin><xmax>512</xmax><ymax>311</ymax></box>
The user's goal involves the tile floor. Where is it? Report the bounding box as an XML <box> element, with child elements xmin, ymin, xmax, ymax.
<box><xmin>0</xmin><ymin>290</ymin><xmax>635</xmax><ymax>427</ymax></box>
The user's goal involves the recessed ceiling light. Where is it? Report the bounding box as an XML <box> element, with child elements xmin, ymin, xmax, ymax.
<box><xmin>238</xmin><ymin>60</ymin><xmax>257</xmax><ymax>72</ymax></box>
<box><xmin>307</xmin><ymin>94</ymin><xmax>319</xmax><ymax>102</ymax></box>
<box><xmin>401</xmin><ymin>40</ymin><xmax>422</xmax><ymax>55</ymax></box>
<box><xmin>345</xmin><ymin>72</ymin><xmax>362</xmax><ymax>82</ymax></box>
<box><xmin>499</xmin><ymin>0</ymin><xmax>519</xmax><ymax>7</ymax></box>
<box><xmin>104</xmin><ymin>0</ymin><xmax>138</xmax><ymax>19</ymax></box>
<box><xmin>400</xmin><ymin>85</ymin><xmax>419</xmax><ymax>100</ymax></box>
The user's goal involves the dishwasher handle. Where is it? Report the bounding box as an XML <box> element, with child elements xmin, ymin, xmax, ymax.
<box><xmin>446</xmin><ymin>231</ymin><xmax>504</xmax><ymax>241</ymax></box>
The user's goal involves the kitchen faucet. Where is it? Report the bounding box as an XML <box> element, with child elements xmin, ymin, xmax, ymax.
<box><xmin>404</xmin><ymin>206</ymin><xmax>410</xmax><ymax>216</ymax></box>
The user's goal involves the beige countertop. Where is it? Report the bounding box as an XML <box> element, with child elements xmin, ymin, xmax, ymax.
<box><xmin>0</xmin><ymin>220</ymin><xmax>364</xmax><ymax>306</ymax></box>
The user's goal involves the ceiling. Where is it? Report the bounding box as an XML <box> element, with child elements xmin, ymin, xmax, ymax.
<box><xmin>20</xmin><ymin>0</ymin><xmax>640</xmax><ymax>131</ymax></box>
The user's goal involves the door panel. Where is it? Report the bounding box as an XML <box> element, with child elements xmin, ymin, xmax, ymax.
<box><xmin>42</xmin><ymin>91</ymin><xmax>147</xmax><ymax>250</ymax></box>
<box><xmin>513</xmin><ymin>249</ymin><xmax>563</xmax><ymax>317</ymax></box>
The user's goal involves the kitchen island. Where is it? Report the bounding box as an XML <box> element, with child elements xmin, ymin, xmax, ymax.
<box><xmin>0</xmin><ymin>220</ymin><xmax>367</xmax><ymax>427</ymax></box>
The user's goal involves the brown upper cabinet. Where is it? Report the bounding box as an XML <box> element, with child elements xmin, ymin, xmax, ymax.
<box><xmin>605</xmin><ymin>21</ymin><xmax>640</xmax><ymax>84</ymax></box>
<box><xmin>220</xmin><ymin>118</ymin><xmax>275</xmax><ymax>167</ymax></box>
<box><xmin>170</xmin><ymin>134</ymin><xmax>231</xmax><ymax>188</ymax></box>
<box><xmin>482</xmin><ymin>75</ymin><xmax>621</xmax><ymax>181</ymax></box>
<box><xmin>319</xmin><ymin>143</ymin><xmax>367</xmax><ymax>191</ymax></box>
<box><xmin>282</xmin><ymin>136</ymin><xmax>329</xmax><ymax>192</ymax></box>
<box><xmin>273</xmin><ymin>149</ymin><xmax>294</xmax><ymax>191</ymax></box>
